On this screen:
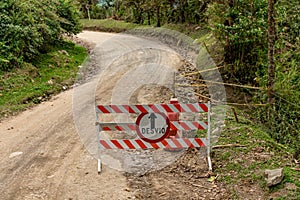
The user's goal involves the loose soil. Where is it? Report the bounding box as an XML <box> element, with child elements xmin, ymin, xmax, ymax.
<box><xmin>0</xmin><ymin>31</ymin><xmax>279</xmax><ymax>200</ymax></box>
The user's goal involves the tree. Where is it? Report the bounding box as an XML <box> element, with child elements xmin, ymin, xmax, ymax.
<box><xmin>267</xmin><ymin>0</ymin><xmax>276</xmax><ymax>105</ymax></box>
<box><xmin>0</xmin><ymin>0</ymin><xmax>82</xmax><ymax>70</ymax></box>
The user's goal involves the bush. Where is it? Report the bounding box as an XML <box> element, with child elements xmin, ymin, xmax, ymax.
<box><xmin>207</xmin><ymin>0</ymin><xmax>268</xmax><ymax>84</ymax></box>
<box><xmin>208</xmin><ymin>0</ymin><xmax>300</xmax><ymax>151</ymax></box>
<box><xmin>0</xmin><ymin>0</ymin><xmax>82</xmax><ymax>70</ymax></box>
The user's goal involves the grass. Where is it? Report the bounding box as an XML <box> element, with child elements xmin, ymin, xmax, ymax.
<box><xmin>80</xmin><ymin>18</ymin><xmax>300</xmax><ymax>198</ymax></box>
<box><xmin>80</xmin><ymin>19</ymin><xmax>210</xmax><ymax>40</ymax></box>
<box><xmin>0</xmin><ymin>40</ymin><xmax>88</xmax><ymax>119</ymax></box>
<box><xmin>213</xmin><ymin>107</ymin><xmax>300</xmax><ymax>199</ymax></box>
<box><xmin>80</xmin><ymin>19</ymin><xmax>141</xmax><ymax>32</ymax></box>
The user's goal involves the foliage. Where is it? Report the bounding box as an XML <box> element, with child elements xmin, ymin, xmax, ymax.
<box><xmin>214</xmin><ymin>110</ymin><xmax>300</xmax><ymax>198</ymax></box>
<box><xmin>207</xmin><ymin>0</ymin><xmax>300</xmax><ymax>151</ymax></box>
<box><xmin>79</xmin><ymin>0</ymin><xmax>210</xmax><ymax>26</ymax></box>
<box><xmin>256</xmin><ymin>0</ymin><xmax>300</xmax><ymax>151</ymax></box>
<box><xmin>80</xmin><ymin>18</ymin><xmax>140</xmax><ymax>32</ymax></box>
<box><xmin>0</xmin><ymin>41</ymin><xmax>87</xmax><ymax>118</ymax></box>
<box><xmin>207</xmin><ymin>0</ymin><xmax>268</xmax><ymax>84</ymax></box>
<box><xmin>0</xmin><ymin>0</ymin><xmax>82</xmax><ymax>70</ymax></box>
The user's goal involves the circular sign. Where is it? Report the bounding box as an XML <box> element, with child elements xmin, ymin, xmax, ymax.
<box><xmin>136</xmin><ymin>112</ymin><xmax>170</xmax><ymax>143</ymax></box>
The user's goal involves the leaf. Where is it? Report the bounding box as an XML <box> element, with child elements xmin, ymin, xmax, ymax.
<box><xmin>208</xmin><ymin>176</ymin><xmax>216</xmax><ymax>182</ymax></box>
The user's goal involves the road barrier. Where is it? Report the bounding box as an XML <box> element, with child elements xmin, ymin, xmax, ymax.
<box><xmin>95</xmin><ymin>102</ymin><xmax>211</xmax><ymax>173</ymax></box>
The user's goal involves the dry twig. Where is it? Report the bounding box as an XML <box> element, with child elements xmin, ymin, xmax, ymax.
<box><xmin>212</xmin><ymin>144</ymin><xmax>247</xmax><ymax>149</ymax></box>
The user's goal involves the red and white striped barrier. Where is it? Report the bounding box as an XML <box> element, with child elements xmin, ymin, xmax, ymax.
<box><xmin>96</xmin><ymin>102</ymin><xmax>212</xmax><ymax>173</ymax></box>
<box><xmin>97</xmin><ymin>103</ymin><xmax>209</xmax><ymax>114</ymax></box>
<box><xmin>96</xmin><ymin>121</ymin><xmax>208</xmax><ymax>131</ymax></box>
<box><xmin>99</xmin><ymin>138</ymin><xmax>208</xmax><ymax>149</ymax></box>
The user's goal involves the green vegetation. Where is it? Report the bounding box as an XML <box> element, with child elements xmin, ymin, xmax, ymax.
<box><xmin>80</xmin><ymin>18</ymin><xmax>209</xmax><ymax>39</ymax></box>
<box><xmin>0</xmin><ymin>41</ymin><xmax>87</xmax><ymax>118</ymax></box>
<box><xmin>78</xmin><ymin>0</ymin><xmax>209</xmax><ymax>26</ymax></box>
<box><xmin>79</xmin><ymin>0</ymin><xmax>300</xmax><ymax>154</ymax></box>
<box><xmin>207</xmin><ymin>0</ymin><xmax>300</xmax><ymax>152</ymax></box>
<box><xmin>78</xmin><ymin>1</ymin><xmax>299</xmax><ymax>196</ymax></box>
<box><xmin>80</xmin><ymin>18</ymin><xmax>140</xmax><ymax>32</ymax></box>
<box><xmin>214</xmin><ymin>109</ymin><xmax>300</xmax><ymax>198</ymax></box>
<box><xmin>0</xmin><ymin>0</ymin><xmax>86</xmax><ymax>118</ymax></box>
<box><xmin>1</xmin><ymin>1</ymin><xmax>299</xmax><ymax>196</ymax></box>
<box><xmin>0</xmin><ymin>0</ymin><xmax>82</xmax><ymax>70</ymax></box>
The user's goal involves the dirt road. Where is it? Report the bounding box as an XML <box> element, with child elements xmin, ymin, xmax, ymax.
<box><xmin>0</xmin><ymin>31</ymin><xmax>185</xmax><ymax>199</ymax></box>
<box><xmin>0</xmin><ymin>30</ymin><xmax>234</xmax><ymax>199</ymax></box>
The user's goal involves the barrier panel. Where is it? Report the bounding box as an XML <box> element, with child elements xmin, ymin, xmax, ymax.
<box><xmin>96</xmin><ymin>102</ymin><xmax>211</xmax><ymax>173</ymax></box>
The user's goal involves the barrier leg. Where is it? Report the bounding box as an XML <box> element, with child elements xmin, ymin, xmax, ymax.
<box><xmin>207</xmin><ymin>148</ymin><xmax>212</xmax><ymax>171</ymax></box>
<box><xmin>98</xmin><ymin>158</ymin><xmax>101</xmax><ymax>174</ymax></box>
<box><xmin>96</xmin><ymin>111</ymin><xmax>102</xmax><ymax>174</ymax></box>
<box><xmin>207</xmin><ymin>101</ymin><xmax>212</xmax><ymax>171</ymax></box>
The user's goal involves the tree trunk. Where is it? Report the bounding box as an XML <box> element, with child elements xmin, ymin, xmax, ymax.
<box><xmin>267</xmin><ymin>0</ymin><xmax>276</xmax><ymax>105</ymax></box>
<box><xmin>156</xmin><ymin>5</ymin><xmax>161</xmax><ymax>27</ymax></box>
<box><xmin>147</xmin><ymin>11</ymin><xmax>151</xmax><ymax>25</ymax></box>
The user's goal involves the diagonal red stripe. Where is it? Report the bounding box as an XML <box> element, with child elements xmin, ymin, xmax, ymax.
<box><xmin>123</xmin><ymin>105</ymin><xmax>135</xmax><ymax>113</ymax></box>
<box><xmin>103</xmin><ymin>126</ymin><xmax>111</xmax><ymax>131</ymax></box>
<box><xmin>110</xmin><ymin>105</ymin><xmax>123</xmax><ymax>113</ymax></box>
<box><xmin>171</xmin><ymin>138</ymin><xmax>183</xmax><ymax>148</ymax></box>
<box><xmin>170</xmin><ymin>122</ymin><xmax>177</xmax><ymax>131</ymax></box>
<box><xmin>111</xmin><ymin>140</ymin><xmax>123</xmax><ymax>149</ymax></box>
<box><xmin>150</xmin><ymin>142</ymin><xmax>159</xmax><ymax>149</ymax></box>
<box><xmin>179</xmin><ymin>122</ymin><xmax>191</xmax><ymax>130</ymax></box>
<box><xmin>191</xmin><ymin>121</ymin><xmax>205</xmax><ymax>130</ymax></box>
<box><xmin>161</xmin><ymin>139</ymin><xmax>170</xmax><ymax>148</ymax></box>
<box><xmin>199</xmin><ymin>103</ymin><xmax>208</xmax><ymax>112</ymax></box>
<box><xmin>161</xmin><ymin>104</ymin><xmax>173</xmax><ymax>112</ymax></box>
<box><xmin>100</xmin><ymin>140</ymin><xmax>111</xmax><ymax>149</ymax></box>
<box><xmin>150</xmin><ymin>104</ymin><xmax>160</xmax><ymax>113</ymax></box>
<box><xmin>115</xmin><ymin>126</ymin><xmax>123</xmax><ymax>131</ymax></box>
<box><xmin>123</xmin><ymin>140</ymin><xmax>135</xmax><ymax>149</ymax></box>
<box><xmin>135</xmin><ymin>140</ymin><xmax>147</xmax><ymax>149</ymax></box>
<box><xmin>187</xmin><ymin>104</ymin><xmax>198</xmax><ymax>112</ymax></box>
<box><xmin>183</xmin><ymin>138</ymin><xmax>194</xmax><ymax>148</ymax></box>
<box><xmin>174</xmin><ymin>103</ymin><xmax>184</xmax><ymax>112</ymax></box>
<box><xmin>194</xmin><ymin>138</ymin><xmax>205</xmax><ymax>147</ymax></box>
<box><xmin>136</xmin><ymin>105</ymin><xmax>148</xmax><ymax>113</ymax></box>
<box><xmin>97</xmin><ymin>105</ymin><xmax>110</xmax><ymax>113</ymax></box>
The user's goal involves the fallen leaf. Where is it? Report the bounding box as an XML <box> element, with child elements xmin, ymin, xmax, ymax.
<box><xmin>208</xmin><ymin>176</ymin><xmax>216</xmax><ymax>182</ymax></box>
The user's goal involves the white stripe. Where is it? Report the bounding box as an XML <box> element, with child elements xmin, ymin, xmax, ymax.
<box><xmin>199</xmin><ymin>121</ymin><xmax>208</xmax><ymax>129</ymax></box>
<box><xmin>168</xmin><ymin>104</ymin><xmax>179</xmax><ymax>112</ymax></box>
<box><xmin>130</xmin><ymin>105</ymin><xmax>140</xmax><ymax>113</ymax></box>
<box><xmin>177</xmin><ymin>138</ymin><xmax>188</xmax><ymax>148</ymax></box>
<box><xmin>196</xmin><ymin>103</ymin><xmax>205</xmax><ymax>112</ymax></box>
<box><xmin>154</xmin><ymin>104</ymin><xmax>166</xmax><ymax>112</ymax></box>
<box><xmin>184</xmin><ymin>121</ymin><xmax>195</xmax><ymax>130</ymax></box>
<box><xmin>171</xmin><ymin>122</ymin><xmax>182</xmax><ymax>130</ymax></box>
<box><xmin>117</xmin><ymin>140</ymin><xmax>128</xmax><ymax>148</ymax></box>
<box><xmin>180</xmin><ymin>103</ymin><xmax>190</xmax><ymax>112</ymax></box>
<box><xmin>141</xmin><ymin>140</ymin><xmax>153</xmax><ymax>148</ymax></box>
<box><xmin>96</xmin><ymin>106</ymin><xmax>101</xmax><ymax>113</ymax></box>
<box><xmin>190</xmin><ymin>138</ymin><xmax>200</xmax><ymax>147</ymax></box>
<box><xmin>119</xmin><ymin>105</ymin><xmax>130</xmax><ymax>113</ymax></box>
<box><xmin>165</xmin><ymin>139</ymin><xmax>177</xmax><ymax>148</ymax></box>
<box><xmin>137</xmin><ymin>105</ymin><xmax>148</xmax><ymax>113</ymax></box>
<box><xmin>130</xmin><ymin>140</ymin><xmax>143</xmax><ymax>149</ymax></box>
<box><xmin>200</xmin><ymin>138</ymin><xmax>209</xmax><ymax>146</ymax></box>
<box><xmin>155</xmin><ymin>142</ymin><xmax>165</xmax><ymax>148</ymax></box>
<box><xmin>104</xmin><ymin>106</ymin><xmax>114</xmax><ymax>113</ymax></box>
<box><xmin>193</xmin><ymin>103</ymin><xmax>201</xmax><ymax>112</ymax></box>
<box><xmin>204</xmin><ymin>103</ymin><xmax>209</xmax><ymax>109</ymax></box>
<box><xmin>103</xmin><ymin>139</ymin><xmax>115</xmax><ymax>148</ymax></box>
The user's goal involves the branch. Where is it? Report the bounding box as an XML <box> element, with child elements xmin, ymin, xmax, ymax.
<box><xmin>212</xmin><ymin>144</ymin><xmax>247</xmax><ymax>149</ymax></box>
